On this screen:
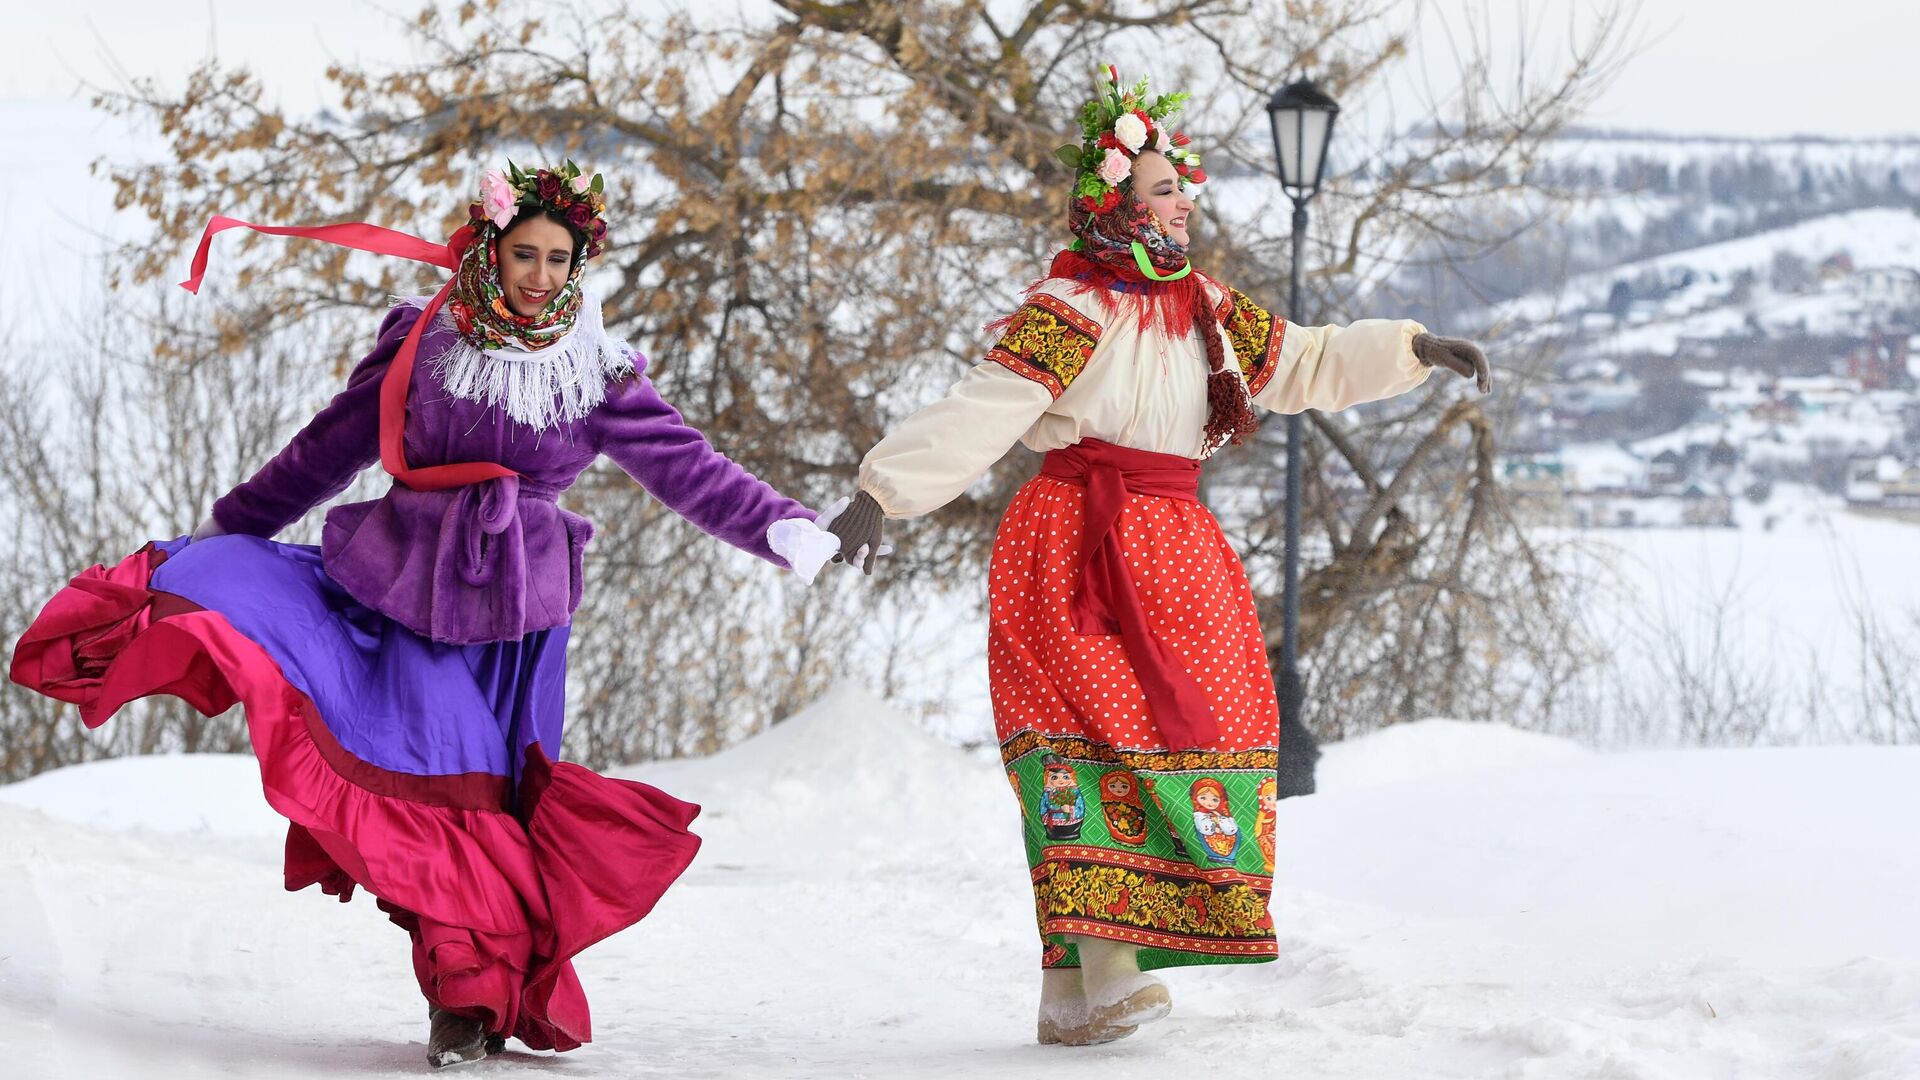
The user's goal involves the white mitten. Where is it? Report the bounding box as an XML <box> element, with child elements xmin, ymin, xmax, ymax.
<box><xmin>767</xmin><ymin>516</ymin><xmax>845</xmax><ymax>586</ymax></box>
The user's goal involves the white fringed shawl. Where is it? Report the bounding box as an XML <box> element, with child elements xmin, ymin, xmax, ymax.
<box><xmin>400</xmin><ymin>290</ymin><xmax>636</xmax><ymax>430</ymax></box>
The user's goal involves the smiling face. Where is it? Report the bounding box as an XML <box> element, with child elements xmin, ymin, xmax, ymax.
<box><xmin>1195</xmin><ymin>788</ymin><xmax>1222</xmax><ymax>812</ymax></box>
<box><xmin>496</xmin><ymin>215</ymin><xmax>577</xmax><ymax>317</ymax></box>
<box><xmin>1128</xmin><ymin>151</ymin><xmax>1196</xmax><ymax>247</ymax></box>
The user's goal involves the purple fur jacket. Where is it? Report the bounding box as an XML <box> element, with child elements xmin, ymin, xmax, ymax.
<box><xmin>211</xmin><ymin>304</ymin><xmax>810</xmax><ymax>645</ymax></box>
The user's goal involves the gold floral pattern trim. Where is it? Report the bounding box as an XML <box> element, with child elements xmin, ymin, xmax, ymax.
<box><xmin>999</xmin><ymin>729</ymin><xmax>1278</xmax><ymax>773</ymax></box>
<box><xmin>986</xmin><ymin>293</ymin><xmax>1103</xmax><ymax>399</ymax></box>
<box><xmin>1032</xmin><ymin>854</ymin><xmax>1275</xmax><ymax>953</ymax></box>
<box><xmin>1221</xmin><ymin>286</ymin><xmax>1285</xmax><ymax>397</ymax></box>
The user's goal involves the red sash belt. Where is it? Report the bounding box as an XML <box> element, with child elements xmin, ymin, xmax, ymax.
<box><xmin>1039</xmin><ymin>439</ymin><xmax>1218</xmax><ymax>750</ymax></box>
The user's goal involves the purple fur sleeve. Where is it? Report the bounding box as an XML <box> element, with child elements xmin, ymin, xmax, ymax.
<box><xmin>589</xmin><ymin>360</ymin><xmax>813</xmax><ymax>566</ymax></box>
<box><xmin>210</xmin><ymin>305</ymin><xmax>420</xmax><ymax>538</ymax></box>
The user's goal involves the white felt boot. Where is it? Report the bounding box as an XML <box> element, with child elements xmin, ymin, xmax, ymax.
<box><xmin>1072</xmin><ymin>936</ymin><xmax>1172</xmax><ymax>1029</ymax></box>
<box><xmin>1036</xmin><ymin>966</ymin><xmax>1139</xmax><ymax>1046</ymax></box>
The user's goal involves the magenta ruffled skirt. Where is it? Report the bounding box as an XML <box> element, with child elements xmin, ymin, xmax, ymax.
<box><xmin>8</xmin><ymin>536</ymin><xmax>700</xmax><ymax>1052</ymax></box>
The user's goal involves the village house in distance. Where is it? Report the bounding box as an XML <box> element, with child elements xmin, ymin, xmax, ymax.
<box><xmin>1493</xmin><ymin>208</ymin><xmax>1920</xmax><ymax>530</ymax></box>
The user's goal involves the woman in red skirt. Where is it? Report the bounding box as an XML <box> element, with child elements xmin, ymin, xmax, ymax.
<box><xmin>824</xmin><ymin>68</ymin><xmax>1490</xmax><ymax>1045</ymax></box>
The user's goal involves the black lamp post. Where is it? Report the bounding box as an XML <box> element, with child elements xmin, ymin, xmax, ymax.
<box><xmin>1266</xmin><ymin>78</ymin><xmax>1339</xmax><ymax>795</ymax></box>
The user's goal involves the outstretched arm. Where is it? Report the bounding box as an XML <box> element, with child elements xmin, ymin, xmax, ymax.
<box><xmin>856</xmin><ymin>361</ymin><xmax>1056</xmax><ymax>519</ymax></box>
<box><xmin>590</xmin><ymin>362</ymin><xmax>815</xmax><ymax>567</ymax></box>
<box><xmin>207</xmin><ymin>304</ymin><xmax>419</xmax><ymax>538</ymax></box>
<box><xmin>1252</xmin><ymin>317</ymin><xmax>1432</xmax><ymax>414</ymax></box>
<box><xmin>829</xmin><ymin>284</ymin><xmax>1099</xmax><ymax>570</ymax></box>
<box><xmin>1216</xmin><ymin>284</ymin><xmax>1488</xmax><ymax>413</ymax></box>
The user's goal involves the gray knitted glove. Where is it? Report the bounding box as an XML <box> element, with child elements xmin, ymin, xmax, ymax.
<box><xmin>825</xmin><ymin>490</ymin><xmax>888</xmax><ymax>575</ymax></box>
<box><xmin>1413</xmin><ymin>332</ymin><xmax>1492</xmax><ymax>394</ymax></box>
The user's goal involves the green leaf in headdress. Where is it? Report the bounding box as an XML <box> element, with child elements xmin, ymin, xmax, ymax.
<box><xmin>590</xmin><ymin>173</ymin><xmax>604</xmax><ymax>194</ymax></box>
<box><xmin>1080</xmin><ymin>101</ymin><xmax>1105</xmax><ymax>139</ymax></box>
<box><xmin>1055</xmin><ymin>144</ymin><xmax>1084</xmax><ymax>169</ymax></box>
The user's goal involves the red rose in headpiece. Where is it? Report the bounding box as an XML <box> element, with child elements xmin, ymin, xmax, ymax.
<box><xmin>536</xmin><ymin>173</ymin><xmax>562</xmax><ymax>201</ymax></box>
<box><xmin>1188</xmin><ymin>169</ymin><xmax>1209</xmax><ymax>184</ymax></box>
<box><xmin>566</xmin><ymin>203</ymin><xmax>593</xmax><ymax>230</ymax></box>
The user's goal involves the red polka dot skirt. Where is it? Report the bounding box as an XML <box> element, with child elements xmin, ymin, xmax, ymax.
<box><xmin>992</xmin><ymin>474</ymin><xmax>1280</xmax><ymax>971</ymax></box>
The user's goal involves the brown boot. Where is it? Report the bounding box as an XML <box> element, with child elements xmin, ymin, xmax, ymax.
<box><xmin>427</xmin><ymin>1007</ymin><xmax>495</xmax><ymax>1070</ymax></box>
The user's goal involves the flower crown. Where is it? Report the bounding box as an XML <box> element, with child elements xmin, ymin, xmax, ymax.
<box><xmin>1057</xmin><ymin>64</ymin><xmax>1207</xmax><ymax>215</ymax></box>
<box><xmin>468</xmin><ymin>160</ymin><xmax>609</xmax><ymax>259</ymax></box>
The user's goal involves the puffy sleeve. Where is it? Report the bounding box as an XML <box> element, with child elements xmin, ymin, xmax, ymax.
<box><xmin>210</xmin><ymin>304</ymin><xmax>417</xmax><ymax>538</ymax></box>
<box><xmin>858</xmin><ymin>284</ymin><xmax>1103</xmax><ymax>519</ymax></box>
<box><xmin>1216</xmin><ymin>285</ymin><xmax>1432</xmax><ymax>414</ymax></box>
<box><xmin>589</xmin><ymin>358</ymin><xmax>813</xmax><ymax>566</ymax></box>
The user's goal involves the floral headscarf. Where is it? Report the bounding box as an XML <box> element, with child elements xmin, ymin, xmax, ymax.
<box><xmin>447</xmin><ymin>231</ymin><xmax>586</xmax><ymax>354</ymax></box>
<box><xmin>450</xmin><ymin>161</ymin><xmax>610</xmax><ymax>354</ymax></box>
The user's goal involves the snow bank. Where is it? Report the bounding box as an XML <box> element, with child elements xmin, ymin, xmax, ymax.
<box><xmin>0</xmin><ymin>753</ymin><xmax>280</xmax><ymax>838</ymax></box>
<box><xmin>618</xmin><ymin>684</ymin><xmax>1016</xmax><ymax>869</ymax></box>
<box><xmin>1317</xmin><ymin>717</ymin><xmax>1589</xmax><ymax>791</ymax></box>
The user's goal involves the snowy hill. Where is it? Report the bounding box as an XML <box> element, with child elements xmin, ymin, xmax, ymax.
<box><xmin>1493</xmin><ymin>205</ymin><xmax>1920</xmax><ymax>333</ymax></box>
<box><xmin>4</xmin><ymin>690</ymin><xmax>1917</xmax><ymax>1079</ymax></box>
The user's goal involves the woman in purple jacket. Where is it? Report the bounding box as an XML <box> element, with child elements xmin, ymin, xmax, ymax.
<box><xmin>8</xmin><ymin>163</ymin><xmax>839</xmax><ymax>1068</ymax></box>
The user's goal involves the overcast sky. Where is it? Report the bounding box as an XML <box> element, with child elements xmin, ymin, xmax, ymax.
<box><xmin>7</xmin><ymin>1</ymin><xmax>1917</xmax><ymax>138</ymax></box>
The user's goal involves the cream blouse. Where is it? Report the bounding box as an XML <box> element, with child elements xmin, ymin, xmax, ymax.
<box><xmin>859</xmin><ymin>275</ymin><xmax>1431</xmax><ymax>518</ymax></box>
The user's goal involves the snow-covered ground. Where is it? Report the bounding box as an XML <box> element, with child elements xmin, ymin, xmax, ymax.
<box><xmin>1549</xmin><ymin>484</ymin><xmax>1920</xmax><ymax>745</ymax></box>
<box><xmin>4</xmin><ymin>686</ymin><xmax>1916</xmax><ymax>1079</ymax></box>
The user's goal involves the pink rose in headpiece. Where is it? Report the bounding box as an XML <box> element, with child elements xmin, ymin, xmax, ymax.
<box><xmin>479</xmin><ymin>169</ymin><xmax>518</xmax><ymax>230</ymax></box>
<box><xmin>1097</xmin><ymin>148</ymin><xmax>1133</xmax><ymax>186</ymax></box>
<box><xmin>1154</xmin><ymin>127</ymin><xmax>1171</xmax><ymax>154</ymax></box>
<box><xmin>570</xmin><ymin>174</ymin><xmax>593</xmax><ymax>194</ymax></box>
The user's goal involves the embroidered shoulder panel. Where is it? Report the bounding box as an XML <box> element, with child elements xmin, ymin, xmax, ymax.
<box><xmin>986</xmin><ymin>292</ymin><xmax>1103</xmax><ymax>399</ymax></box>
<box><xmin>1220</xmin><ymin>286</ymin><xmax>1286</xmax><ymax>398</ymax></box>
